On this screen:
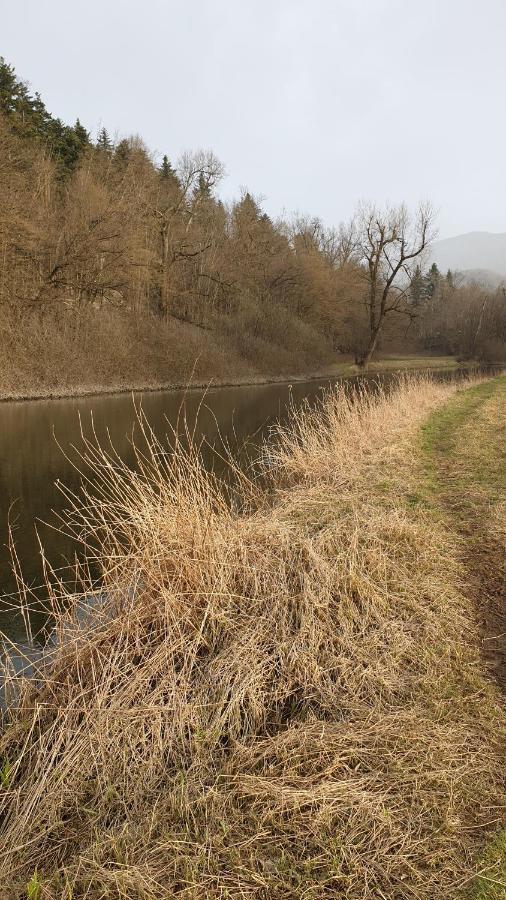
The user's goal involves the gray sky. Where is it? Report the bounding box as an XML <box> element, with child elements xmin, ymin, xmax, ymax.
<box><xmin>3</xmin><ymin>0</ymin><xmax>506</xmax><ymax>238</ymax></box>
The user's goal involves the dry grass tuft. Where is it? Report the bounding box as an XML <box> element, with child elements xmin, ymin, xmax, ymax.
<box><xmin>0</xmin><ymin>377</ymin><xmax>503</xmax><ymax>898</ymax></box>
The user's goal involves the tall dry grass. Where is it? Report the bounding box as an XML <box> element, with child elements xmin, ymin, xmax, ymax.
<box><xmin>0</xmin><ymin>377</ymin><xmax>503</xmax><ymax>898</ymax></box>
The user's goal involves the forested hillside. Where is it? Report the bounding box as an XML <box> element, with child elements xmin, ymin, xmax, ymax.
<box><xmin>1</xmin><ymin>57</ymin><xmax>505</xmax><ymax>396</ymax></box>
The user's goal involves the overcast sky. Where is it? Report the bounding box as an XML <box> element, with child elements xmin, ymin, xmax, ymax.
<box><xmin>3</xmin><ymin>0</ymin><xmax>506</xmax><ymax>238</ymax></box>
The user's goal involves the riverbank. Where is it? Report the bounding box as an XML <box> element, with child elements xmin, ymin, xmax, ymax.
<box><xmin>0</xmin><ymin>376</ymin><xmax>504</xmax><ymax>898</ymax></box>
<box><xmin>0</xmin><ymin>354</ymin><xmax>474</xmax><ymax>402</ymax></box>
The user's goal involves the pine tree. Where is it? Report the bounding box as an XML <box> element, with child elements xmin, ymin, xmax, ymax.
<box><xmin>410</xmin><ymin>264</ymin><xmax>425</xmax><ymax>305</ymax></box>
<box><xmin>193</xmin><ymin>172</ymin><xmax>213</xmax><ymax>203</ymax></box>
<box><xmin>160</xmin><ymin>154</ymin><xmax>170</xmax><ymax>177</ymax></box>
<box><xmin>0</xmin><ymin>56</ymin><xmax>26</xmax><ymax>115</ymax></box>
<box><xmin>0</xmin><ymin>58</ymin><xmax>88</xmax><ymax>171</ymax></box>
<box><xmin>96</xmin><ymin>127</ymin><xmax>112</xmax><ymax>153</ymax></box>
<box><xmin>53</xmin><ymin>119</ymin><xmax>90</xmax><ymax>171</ymax></box>
<box><xmin>29</xmin><ymin>92</ymin><xmax>52</xmax><ymax>138</ymax></box>
<box><xmin>425</xmin><ymin>262</ymin><xmax>440</xmax><ymax>298</ymax></box>
<box><xmin>0</xmin><ymin>58</ymin><xmax>50</xmax><ymax>139</ymax></box>
<box><xmin>114</xmin><ymin>138</ymin><xmax>131</xmax><ymax>167</ymax></box>
<box><xmin>74</xmin><ymin>118</ymin><xmax>89</xmax><ymax>147</ymax></box>
<box><xmin>45</xmin><ymin>118</ymin><xmax>82</xmax><ymax>171</ymax></box>
<box><xmin>160</xmin><ymin>154</ymin><xmax>178</xmax><ymax>180</ymax></box>
<box><xmin>63</xmin><ymin>122</ymin><xmax>90</xmax><ymax>170</ymax></box>
<box><xmin>235</xmin><ymin>191</ymin><xmax>261</xmax><ymax>220</ymax></box>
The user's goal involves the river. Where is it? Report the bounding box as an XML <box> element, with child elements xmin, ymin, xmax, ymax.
<box><xmin>0</xmin><ymin>368</ymin><xmax>493</xmax><ymax>647</ymax></box>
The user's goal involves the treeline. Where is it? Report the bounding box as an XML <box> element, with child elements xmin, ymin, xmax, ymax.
<box><xmin>416</xmin><ymin>264</ymin><xmax>506</xmax><ymax>362</ymax></box>
<box><xmin>0</xmin><ymin>57</ymin><xmax>504</xmax><ymax>394</ymax></box>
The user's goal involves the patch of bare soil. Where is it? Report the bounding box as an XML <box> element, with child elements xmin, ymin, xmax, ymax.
<box><xmin>428</xmin><ymin>379</ymin><xmax>506</xmax><ymax>694</ymax></box>
<box><xmin>461</xmin><ymin>524</ymin><xmax>506</xmax><ymax>693</ymax></box>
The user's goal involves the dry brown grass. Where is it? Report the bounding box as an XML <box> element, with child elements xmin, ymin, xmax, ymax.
<box><xmin>0</xmin><ymin>303</ymin><xmax>338</xmax><ymax>401</ymax></box>
<box><xmin>0</xmin><ymin>305</ymin><xmax>254</xmax><ymax>400</ymax></box>
<box><xmin>0</xmin><ymin>301</ymin><xmax>462</xmax><ymax>404</ymax></box>
<box><xmin>0</xmin><ymin>377</ymin><xmax>503</xmax><ymax>898</ymax></box>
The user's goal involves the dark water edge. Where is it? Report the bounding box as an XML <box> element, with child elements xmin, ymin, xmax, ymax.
<box><xmin>0</xmin><ymin>365</ymin><xmax>501</xmax><ymax>652</ymax></box>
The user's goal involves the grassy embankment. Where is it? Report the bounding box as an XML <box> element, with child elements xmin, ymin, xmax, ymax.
<box><xmin>0</xmin><ymin>375</ymin><xmax>504</xmax><ymax>898</ymax></box>
<box><xmin>420</xmin><ymin>376</ymin><xmax>506</xmax><ymax>898</ymax></box>
<box><xmin>0</xmin><ymin>354</ymin><xmax>468</xmax><ymax>402</ymax></box>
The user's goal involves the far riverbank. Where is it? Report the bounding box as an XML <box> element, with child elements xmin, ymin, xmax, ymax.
<box><xmin>0</xmin><ymin>355</ymin><xmax>479</xmax><ymax>403</ymax></box>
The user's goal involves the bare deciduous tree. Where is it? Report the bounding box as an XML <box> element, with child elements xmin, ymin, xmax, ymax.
<box><xmin>354</xmin><ymin>202</ymin><xmax>436</xmax><ymax>368</ymax></box>
<box><xmin>148</xmin><ymin>150</ymin><xmax>225</xmax><ymax>316</ymax></box>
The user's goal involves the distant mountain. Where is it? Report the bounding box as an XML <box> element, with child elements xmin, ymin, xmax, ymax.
<box><xmin>430</xmin><ymin>231</ymin><xmax>506</xmax><ymax>283</ymax></box>
<box><xmin>457</xmin><ymin>268</ymin><xmax>505</xmax><ymax>289</ymax></box>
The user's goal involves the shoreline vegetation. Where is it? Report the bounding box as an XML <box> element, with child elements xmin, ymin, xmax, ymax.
<box><xmin>0</xmin><ymin>355</ymin><xmax>484</xmax><ymax>403</ymax></box>
<box><xmin>0</xmin><ymin>374</ymin><xmax>504</xmax><ymax>898</ymax></box>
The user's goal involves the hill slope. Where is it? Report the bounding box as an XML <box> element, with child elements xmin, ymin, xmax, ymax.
<box><xmin>431</xmin><ymin>231</ymin><xmax>506</xmax><ymax>279</ymax></box>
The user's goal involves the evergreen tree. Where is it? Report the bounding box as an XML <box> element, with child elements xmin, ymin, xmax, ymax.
<box><xmin>446</xmin><ymin>269</ymin><xmax>454</xmax><ymax>289</ymax></box>
<box><xmin>0</xmin><ymin>56</ymin><xmax>27</xmax><ymax>115</ymax></box>
<box><xmin>193</xmin><ymin>171</ymin><xmax>213</xmax><ymax>203</ymax></box>
<box><xmin>114</xmin><ymin>138</ymin><xmax>131</xmax><ymax>167</ymax></box>
<box><xmin>44</xmin><ymin>118</ymin><xmax>90</xmax><ymax>171</ymax></box>
<box><xmin>0</xmin><ymin>58</ymin><xmax>50</xmax><ymax>139</ymax></box>
<box><xmin>0</xmin><ymin>57</ymin><xmax>88</xmax><ymax>170</ymax></box>
<box><xmin>74</xmin><ymin>118</ymin><xmax>89</xmax><ymax>147</ymax></box>
<box><xmin>235</xmin><ymin>191</ymin><xmax>262</xmax><ymax>221</ymax></box>
<box><xmin>160</xmin><ymin>154</ymin><xmax>173</xmax><ymax>178</ymax></box>
<box><xmin>425</xmin><ymin>262</ymin><xmax>440</xmax><ymax>298</ymax></box>
<box><xmin>29</xmin><ymin>92</ymin><xmax>52</xmax><ymax>138</ymax></box>
<box><xmin>159</xmin><ymin>154</ymin><xmax>179</xmax><ymax>187</ymax></box>
<box><xmin>410</xmin><ymin>264</ymin><xmax>425</xmax><ymax>305</ymax></box>
<box><xmin>96</xmin><ymin>127</ymin><xmax>112</xmax><ymax>153</ymax></box>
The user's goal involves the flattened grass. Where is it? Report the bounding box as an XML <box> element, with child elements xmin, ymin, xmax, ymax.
<box><xmin>420</xmin><ymin>376</ymin><xmax>506</xmax><ymax>899</ymax></box>
<box><xmin>420</xmin><ymin>376</ymin><xmax>505</xmax><ymax>490</ymax></box>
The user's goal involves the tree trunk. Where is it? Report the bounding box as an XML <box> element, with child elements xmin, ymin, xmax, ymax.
<box><xmin>471</xmin><ymin>297</ymin><xmax>488</xmax><ymax>358</ymax></box>
<box><xmin>357</xmin><ymin>327</ymin><xmax>381</xmax><ymax>369</ymax></box>
<box><xmin>160</xmin><ymin>225</ymin><xmax>170</xmax><ymax>315</ymax></box>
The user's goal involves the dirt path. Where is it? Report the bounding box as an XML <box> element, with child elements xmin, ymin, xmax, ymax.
<box><xmin>420</xmin><ymin>376</ymin><xmax>506</xmax><ymax>691</ymax></box>
<box><xmin>420</xmin><ymin>378</ymin><xmax>506</xmax><ymax>897</ymax></box>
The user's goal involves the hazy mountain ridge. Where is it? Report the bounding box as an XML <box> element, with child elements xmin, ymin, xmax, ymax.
<box><xmin>430</xmin><ymin>231</ymin><xmax>506</xmax><ymax>283</ymax></box>
<box><xmin>458</xmin><ymin>268</ymin><xmax>505</xmax><ymax>289</ymax></box>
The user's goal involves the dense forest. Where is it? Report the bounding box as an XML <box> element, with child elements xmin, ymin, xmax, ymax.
<box><xmin>1</xmin><ymin>57</ymin><xmax>505</xmax><ymax>396</ymax></box>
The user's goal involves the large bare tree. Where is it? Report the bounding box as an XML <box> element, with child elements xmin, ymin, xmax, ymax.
<box><xmin>149</xmin><ymin>149</ymin><xmax>224</xmax><ymax>316</ymax></box>
<box><xmin>354</xmin><ymin>202</ymin><xmax>436</xmax><ymax>368</ymax></box>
